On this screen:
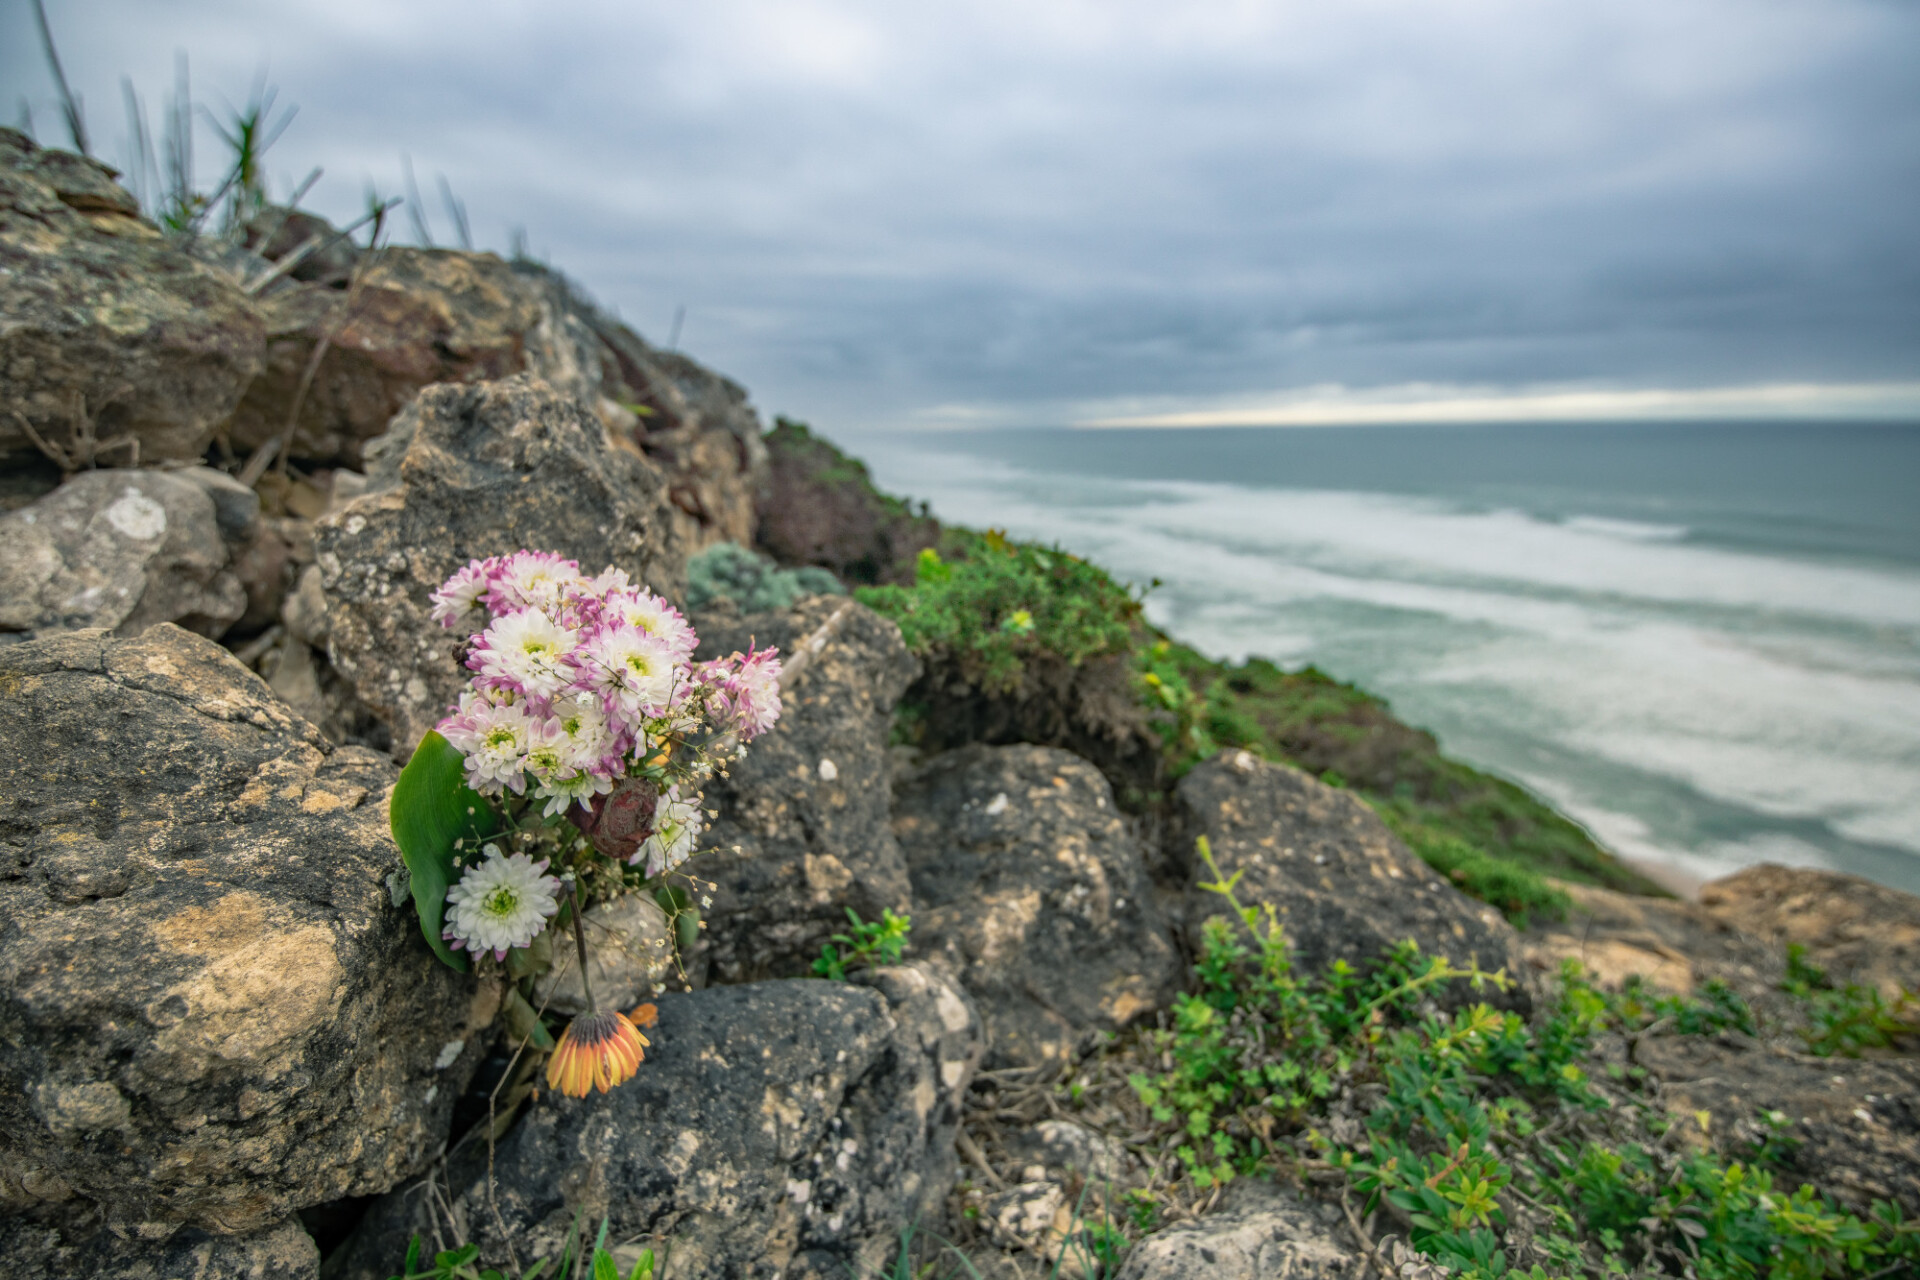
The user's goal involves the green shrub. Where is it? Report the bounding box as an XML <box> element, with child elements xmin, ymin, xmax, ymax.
<box><xmin>856</xmin><ymin>531</ymin><xmax>1140</xmax><ymax>693</ymax></box>
<box><xmin>1780</xmin><ymin>944</ymin><xmax>1917</xmax><ymax>1058</ymax></box>
<box><xmin>1388</xmin><ymin>822</ymin><xmax>1572</xmax><ymax>927</ymax></box>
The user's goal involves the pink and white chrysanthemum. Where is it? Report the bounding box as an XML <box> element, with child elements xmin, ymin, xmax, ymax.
<box><xmin>636</xmin><ymin>785</ymin><xmax>704</xmax><ymax>878</ymax></box>
<box><xmin>430</xmin><ymin>558</ymin><xmax>499</xmax><ymax>628</ymax></box>
<box><xmin>606</xmin><ymin>589</ymin><xmax>697</xmax><ymax>660</ymax></box>
<box><xmin>705</xmin><ymin>646</ymin><xmax>783</xmax><ymax>741</ymax></box>
<box><xmin>523</xmin><ymin>719</ymin><xmax>615</xmax><ymax>818</ymax></box>
<box><xmin>474</xmin><ymin>608</ymin><xmax>578</xmax><ymax>701</ymax></box>
<box><xmin>439</xmin><ymin>692</ymin><xmax>534</xmax><ymax>795</ymax></box>
<box><xmin>488</xmin><ymin>551</ymin><xmax>584</xmax><ymax>614</ymax></box>
<box><xmin>578</xmin><ymin>625</ymin><xmax>682</xmax><ymax>720</ymax></box>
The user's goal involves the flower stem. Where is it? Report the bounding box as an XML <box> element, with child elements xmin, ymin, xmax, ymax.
<box><xmin>568</xmin><ymin>878</ymin><xmax>597</xmax><ymax>1013</ymax></box>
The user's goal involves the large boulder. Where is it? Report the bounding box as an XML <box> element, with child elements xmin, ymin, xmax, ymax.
<box><xmin>1177</xmin><ymin>751</ymin><xmax>1527</xmax><ymax>1006</ymax></box>
<box><xmin>0</xmin><ymin>626</ymin><xmax>497</xmax><ymax>1234</ymax></box>
<box><xmin>893</xmin><ymin>744</ymin><xmax>1182</xmax><ymax>1067</ymax></box>
<box><xmin>691</xmin><ymin>597</ymin><xmax>922</xmax><ymax>984</ymax></box>
<box><xmin>0</xmin><ymin>1214</ymin><xmax>318</xmax><ymax>1280</ymax></box>
<box><xmin>328</xmin><ymin>965</ymin><xmax>983</xmax><ymax>1280</ymax></box>
<box><xmin>0</xmin><ymin>129</ymin><xmax>264</xmax><ymax>466</ymax></box>
<box><xmin>314</xmin><ymin>374</ymin><xmax>685</xmax><ymax>755</ymax></box>
<box><xmin>0</xmin><ymin>468</ymin><xmax>247</xmax><ymax>642</ymax></box>
<box><xmin>1698</xmin><ymin>863</ymin><xmax>1920</xmax><ymax>1000</ymax></box>
<box><xmin>1112</xmin><ymin>1182</ymin><xmax>1364</xmax><ymax>1280</ymax></box>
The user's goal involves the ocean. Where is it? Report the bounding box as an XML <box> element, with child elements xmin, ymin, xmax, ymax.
<box><xmin>841</xmin><ymin>420</ymin><xmax>1920</xmax><ymax>895</ymax></box>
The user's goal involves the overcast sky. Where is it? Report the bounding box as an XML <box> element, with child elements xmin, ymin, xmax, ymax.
<box><xmin>6</xmin><ymin>0</ymin><xmax>1918</xmax><ymax>429</ymax></box>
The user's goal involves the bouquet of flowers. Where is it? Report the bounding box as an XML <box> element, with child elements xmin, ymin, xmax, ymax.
<box><xmin>389</xmin><ymin>551</ymin><xmax>780</xmax><ymax>1097</ymax></box>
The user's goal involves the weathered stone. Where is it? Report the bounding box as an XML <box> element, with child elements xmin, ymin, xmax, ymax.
<box><xmin>1698</xmin><ymin>863</ymin><xmax>1920</xmax><ymax>999</ymax></box>
<box><xmin>179</xmin><ymin>466</ymin><xmax>263</xmax><ymax>541</ymax></box>
<box><xmin>327</xmin><ymin>965</ymin><xmax>982</xmax><ymax>1280</ymax></box>
<box><xmin>1637</xmin><ymin>1036</ymin><xmax>1920</xmax><ymax>1217</ymax></box>
<box><xmin>222</xmin><ymin>250</ymin><xmax>556</xmax><ymax>466</ymax></box>
<box><xmin>0</xmin><ymin>469</ymin><xmax>246</xmax><ymax>642</ymax></box>
<box><xmin>0</xmin><ymin>1212</ymin><xmax>318</xmax><ymax>1279</ymax></box>
<box><xmin>0</xmin><ymin>131</ymin><xmax>265</xmax><ymax>466</ymax></box>
<box><xmin>1005</xmin><ymin>1119</ymin><xmax>1132</xmax><ymax>1184</ymax></box>
<box><xmin>1113</xmin><ymin>1181</ymin><xmax>1364</xmax><ymax>1280</ymax></box>
<box><xmin>756</xmin><ymin>417</ymin><xmax>936</xmax><ymax>586</ymax></box>
<box><xmin>893</xmin><ymin>744</ymin><xmax>1182</xmax><ymax>1067</ymax></box>
<box><xmin>0</xmin><ymin>626</ymin><xmax>498</xmax><ymax>1232</ymax></box>
<box><xmin>314</xmin><ymin>375</ymin><xmax>684</xmax><ymax>754</ymax></box>
<box><xmin>692</xmin><ymin>597</ymin><xmax>921</xmax><ymax>984</ymax></box>
<box><xmin>1177</xmin><ymin>751</ymin><xmax>1527</xmax><ymax>1009</ymax></box>
<box><xmin>243</xmin><ymin>205</ymin><xmax>360</xmax><ymax>286</ymax></box>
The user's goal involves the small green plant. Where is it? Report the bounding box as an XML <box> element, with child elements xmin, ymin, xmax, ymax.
<box><xmin>389</xmin><ymin>1216</ymin><xmax>659</xmax><ymax>1280</ymax></box>
<box><xmin>1120</xmin><ymin>836</ymin><xmax>1920</xmax><ymax>1279</ymax></box>
<box><xmin>1390</xmin><ymin>824</ymin><xmax>1572</xmax><ymax>926</ymax></box>
<box><xmin>812</xmin><ymin>907</ymin><xmax>912</xmax><ymax>981</ymax></box>
<box><xmin>1780</xmin><ymin>944</ymin><xmax>1916</xmax><ymax>1058</ymax></box>
<box><xmin>686</xmin><ymin>542</ymin><xmax>844</xmax><ymax>613</ymax></box>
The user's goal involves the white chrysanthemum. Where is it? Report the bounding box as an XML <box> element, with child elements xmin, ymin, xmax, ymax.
<box><xmin>429</xmin><ymin>560</ymin><xmax>495</xmax><ymax>628</ymax></box>
<box><xmin>548</xmin><ymin>692</ymin><xmax>616</xmax><ymax>772</ymax></box>
<box><xmin>607</xmin><ymin>589</ymin><xmax>697</xmax><ymax>660</ymax></box>
<box><xmin>440</xmin><ymin>692</ymin><xmax>533</xmax><ymax>794</ymax></box>
<box><xmin>476</xmin><ymin>608</ymin><xmax>578</xmax><ymax>700</ymax></box>
<box><xmin>524</xmin><ymin>719</ymin><xmax>614</xmax><ymax>817</ymax></box>
<box><xmin>579</xmin><ymin>625</ymin><xmax>681</xmax><ymax>720</ymax></box>
<box><xmin>443</xmin><ymin>846</ymin><xmax>562</xmax><ymax>959</ymax></box>
<box><xmin>637</xmin><ymin>786</ymin><xmax>704</xmax><ymax>877</ymax></box>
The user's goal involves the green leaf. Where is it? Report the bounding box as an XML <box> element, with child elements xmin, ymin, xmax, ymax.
<box><xmin>502</xmin><ymin>985</ymin><xmax>557</xmax><ymax>1051</ymax></box>
<box><xmin>391</xmin><ymin>730</ymin><xmax>500</xmax><ymax>971</ymax></box>
<box><xmin>592</xmin><ymin>1250</ymin><xmax>620</xmax><ymax>1280</ymax></box>
<box><xmin>626</xmin><ymin>1249</ymin><xmax>656</xmax><ymax>1280</ymax></box>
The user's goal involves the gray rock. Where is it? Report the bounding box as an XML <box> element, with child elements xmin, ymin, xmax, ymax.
<box><xmin>0</xmin><ymin>469</ymin><xmax>246</xmax><ymax>642</ymax></box>
<box><xmin>243</xmin><ymin>205</ymin><xmax>361</xmax><ymax>286</ymax></box>
<box><xmin>1006</xmin><ymin>1119</ymin><xmax>1132</xmax><ymax>1184</ymax></box>
<box><xmin>1177</xmin><ymin>751</ymin><xmax>1527</xmax><ymax>1009</ymax></box>
<box><xmin>179</xmin><ymin>465</ymin><xmax>263</xmax><ymax>542</ymax></box>
<box><xmin>0</xmin><ymin>132</ymin><xmax>265</xmax><ymax>466</ymax></box>
<box><xmin>0</xmin><ymin>626</ymin><xmax>499</xmax><ymax>1233</ymax></box>
<box><xmin>0</xmin><ymin>1213</ymin><xmax>318</xmax><ymax>1280</ymax></box>
<box><xmin>1698</xmin><ymin>863</ymin><xmax>1920</xmax><ymax>1000</ymax></box>
<box><xmin>314</xmin><ymin>374</ymin><xmax>685</xmax><ymax>755</ymax></box>
<box><xmin>692</xmin><ymin>597</ymin><xmax>922</xmax><ymax>984</ymax></box>
<box><xmin>281</xmin><ymin>563</ymin><xmax>330</xmax><ymax>647</ymax></box>
<box><xmin>327</xmin><ymin>965</ymin><xmax>982</xmax><ymax>1280</ymax></box>
<box><xmin>893</xmin><ymin>744</ymin><xmax>1182</xmax><ymax>1067</ymax></box>
<box><xmin>1113</xmin><ymin>1182</ymin><xmax>1364</xmax><ymax>1280</ymax></box>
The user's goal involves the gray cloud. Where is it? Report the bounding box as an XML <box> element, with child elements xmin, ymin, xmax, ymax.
<box><xmin>5</xmin><ymin>0</ymin><xmax>1917</xmax><ymax>428</ymax></box>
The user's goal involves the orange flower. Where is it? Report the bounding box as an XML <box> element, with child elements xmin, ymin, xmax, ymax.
<box><xmin>546</xmin><ymin>1010</ymin><xmax>648</xmax><ymax>1097</ymax></box>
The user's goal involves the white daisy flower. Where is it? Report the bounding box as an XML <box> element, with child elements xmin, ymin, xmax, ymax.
<box><xmin>443</xmin><ymin>846</ymin><xmax>562</xmax><ymax>959</ymax></box>
<box><xmin>579</xmin><ymin>625</ymin><xmax>681</xmax><ymax>720</ymax></box>
<box><xmin>607</xmin><ymin>589</ymin><xmax>697</xmax><ymax>660</ymax></box>
<box><xmin>439</xmin><ymin>692</ymin><xmax>533</xmax><ymax>794</ymax></box>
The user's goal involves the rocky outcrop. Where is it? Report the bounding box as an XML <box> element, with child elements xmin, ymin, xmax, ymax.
<box><xmin>692</xmin><ymin>597</ymin><xmax>921</xmax><ymax>984</ymax></box>
<box><xmin>328</xmin><ymin>966</ymin><xmax>982</xmax><ymax>1280</ymax></box>
<box><xmin>1112</xmin><ymin>1182</ymin><xmax>1364</xmax><ymax>1280</ymax></box>
<box><xmin>1177</xmin><ymin>751</ymin><xmax>1527</xmax><ymax>1007</ymax></box>
<box><xmin>756</xmin><ymin>417</ymin><xmax>937</xmax><ymax>586</ymax></box>
<box><xmin>0</xmin><ymin>468</ymin><xmax>247</xmax><ymax>643</ymax></box>
<box><xmin>0</xmin><ymin>1214</ymin><xmax>318</xmax><ymax>1280</ymax></box>
<box><xmin>0</xmin><ymin>625</ymin><xmax>497</xmax><ymax>1234</ymax></box>
<box><xmin>0</xmin><ymin>129</ymin><xmax>264</xmax><ymax>466</ymax></box>
<box><xmin>893</xmin><ymin>744</ymin><xmax>1182</xmax><ymax>1067</ymax></box>
<box><xmin>315</xmin><ymin>375</ymin><xmax>685</xmax><ymax>754</ymax></box>
<box><xmin>1698</xmin><ymin>863</ymin><xmax>1920</xmax><ymax>999</ymax></box>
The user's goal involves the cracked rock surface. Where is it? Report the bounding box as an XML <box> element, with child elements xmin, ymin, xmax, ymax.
<box><xmin>0</xmin><ymin>625</ymin><xmax>496</xmax><ymax>1235</ymax></box>
<box><xmin>893</xmin><ymin>743</ymin><xmax>1182</xmax><ymax>1067</ymax></box>
<box><xmin>329</xmin><ymin>964</ymin><xmax>982</xmax><ymax>1280</ymax></box>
